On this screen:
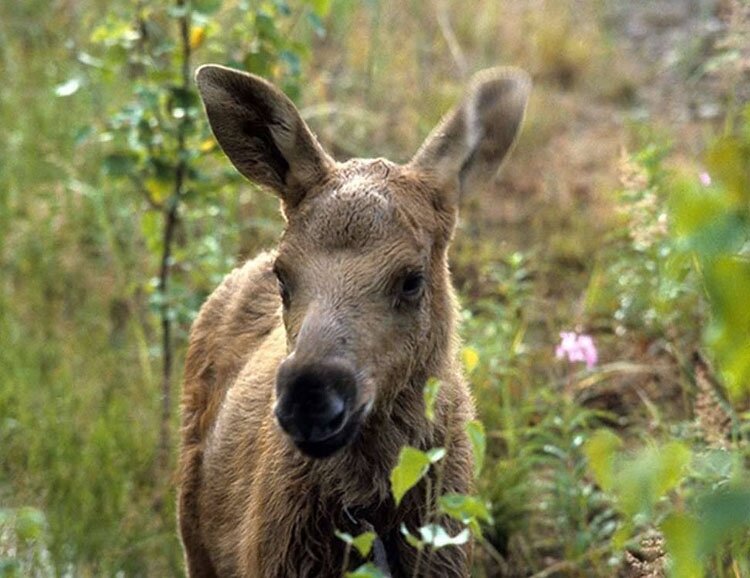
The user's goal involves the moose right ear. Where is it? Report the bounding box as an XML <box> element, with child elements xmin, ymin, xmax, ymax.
<box><xmin>409</xmin><ymin>67</ymin><xmax>530</xmax><ymax>209</ymax></box>
<box><xmin>195</xmin><ymin>64</ymin><xmax>334</xmax><ymax>208</ymax></box>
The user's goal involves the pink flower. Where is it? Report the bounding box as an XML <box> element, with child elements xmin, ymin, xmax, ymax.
<box><xmin>699</xmin><ymin>172</ymin><xmax>712</xmax><ymax>186</ymax></box>
<box><xmin>555</xmin><ymin>331</ymin><xmax>598</xmax><ymax>369</ymax></box>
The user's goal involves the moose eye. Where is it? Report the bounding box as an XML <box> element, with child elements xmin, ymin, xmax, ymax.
<box><xmin>399</xmin><ymin>272</ymin><xmax>425</xmax><ymax>303</ymax></box>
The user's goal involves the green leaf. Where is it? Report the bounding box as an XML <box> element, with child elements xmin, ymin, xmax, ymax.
<box><xmin>400</xmin><ymin>523</ymin><xmax>424</xmax><ymax>549</ymax></box>
<box><xmin>308</xmin><ymin>0</ymin><xmax>332</xmax><ymax>17</ymax></box>
<box><xmin>654</xmin><ymin>442</ymin><xmax>692</xmax><ymax>496</ymax></box>
<box><xmin>461</xmin><ymin>347</ymin><xmax>479</xmax><ymax>374</ymax></box>
<box><xmin>73</xmin><ymin>125</ymin><xmax>94</xmax><ymax>147</ymax></box>
<box><xmin>694</xmin><ymin>486</ymin><xmax>750</xmax><ymax>557</ymax></box>
<box><xmin>669</xmin><ymin>178</ymin><xmax>730</xmax><ymax>239</ymax></box>
<box><xmin>141</xmin><ymin>212</ymin><xmax>162</xmax><ymax>254</ymax></box>
<box><xmin>584</xmin><ymin>429</ymin><xmax>622</xmax><ymax>492</ymax></box>
<box><xmin>14</xmin><ymin>507</ymin><xmax>45</xmax><ymax>543</ymax></box>
<box><xmin>706</xmin><ymin>136</ymin><xmax>750</xmax><ymax>207</ymax></box>
<box><xmin>0</xmin><ymin>559</ymin><xmax>20</xmax><ymax>577</ymax></box>
<box><xmin>337</xmin><ymin>529</ymin><xmax>377</xmax><ymax>558</ymax></box>
<box><xmin>688</xmin><ymin>212</ymin><xmax>747</xmax><ymax>255</ymax></box>
<box><xmin>423</xmin><ymin>377</ymin><xmax>441</xmax><ymax>422</ymax></box>
<box><xmin>466</xmin><ymin>420</ymin><xmax>486</xmax><ymax>478</ymax></box>
<box><xmin>692</xmin><ymin>449</ymin><xmax>735</xmax><ymax>479</ymax></box>
<box><xmin>662</xmin><ymin>512</ymin><xmax>703</xmax><ymax>578</ymax></box>
<box><xmin>390</xmin><ymin>447</ymin><xmax>430</xmax><ymax>506</ymax></box>
<box><xmin>103</xmin><ymin>153</ymin><xmax>138</xmax><ymax>178</ymax></box>
<box><xmin>611</xmin><ymin>521</ymin><xmax>634</xmax><ymax>550</ymax></box>
<box><xmin>439</xmin><ymin>493</ymin><xmax>492</xmax><ymax>525</ymax></box>
<box><xmin>346</xmin><ymin>563</ymin><xmax>388</xmax><ymax>578</ymax></box>
<box><xmin>618</xmin><ymin>441</ymin><xmax>691</xmax><ymax>518</ymax></box>
<box><xmin>703</xmin><ymin>256</ymin><xmax>750</xmax><ymax>398</ymax></box>
<box><xmin>145</xmin><ymin>177</ymin><xmax>173</xmax><ymax>203</ymax></box>
<box><xmin>352</xmin><ymin>532</ymin><xmax>377</xmax><ymax>558</ymax></box>
<box><xmin>417</xmin><ymin>524</ymin><xmax>471</xmax><ymax>549</ymax></box>
<box><xmin>193</xmin><ymin>0</ymin><xmax>223</xmax><ymax>15</ymax></box>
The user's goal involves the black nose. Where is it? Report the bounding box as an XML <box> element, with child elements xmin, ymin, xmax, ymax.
<box><xmin>275</xmin><ymin>359</ymin><xmax>355</xmax><ymax>444</ymax></box>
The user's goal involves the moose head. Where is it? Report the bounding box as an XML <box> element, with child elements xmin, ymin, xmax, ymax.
<box><xmin>195</xmin><ymin>65</ymin><xmax>530</xmax><ymax>458</ymax></box>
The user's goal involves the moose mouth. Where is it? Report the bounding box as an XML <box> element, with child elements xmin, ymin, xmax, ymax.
<box><xmin>292</xmin><ymin>403</ymin><xmax>368</xmax><ymax>459</ymax></box>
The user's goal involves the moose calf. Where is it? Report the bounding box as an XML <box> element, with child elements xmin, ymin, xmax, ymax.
<box><xmin>178</xmin><ymin>63</ymin><xmax>530</xmax><ymax>577</ymax></box>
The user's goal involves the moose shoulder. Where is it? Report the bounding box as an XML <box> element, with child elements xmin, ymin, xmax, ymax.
<box><xmin>178</xmin><ymin>64</ymin><xmax>530</xmax><ymax>578</ymax></box>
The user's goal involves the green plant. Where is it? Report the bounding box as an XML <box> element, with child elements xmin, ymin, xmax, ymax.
<box><xmin>578</xmin><ymin>106</ymin><xmax>750</xmax><ymax>578</ymax></box>
<box><xmin>587</xmin><ymin>143</ymin><xmax>703</xmax><ymax>346</ymax></box>
<box><xmin>91</xmin><ymin>0</ymin><xmax>332</xmax><ymax>471</ymax></box>
<box><xmin>342</xmin><ymin>373</ymin><xmax>490</xmax><ymax>578</ymax></box>
<box><xmin>585</xmin><ymin>428</ymin><xmax>750</xmax><ymax>577</ymax></box>
<box><xmin>0</xmin><ymin>507</ymin><xmax>52</xmax><ymax>578</ymax></box>
<box><xmin>669</xmin><ymin>103</ymin><xmax>750</xmax><ymax>400</ymax></box>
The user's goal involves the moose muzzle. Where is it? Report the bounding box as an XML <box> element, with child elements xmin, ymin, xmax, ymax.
<box><xmin>274</xmin><ymin>356</ymin><xmax>361</xmax><ymax>458</ymax></box>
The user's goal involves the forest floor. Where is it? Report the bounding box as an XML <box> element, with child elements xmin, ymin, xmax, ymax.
<box><xmin>496</xmin><ymin>0</ymin><xmax>729</xmax><ymax>232</ymax></box>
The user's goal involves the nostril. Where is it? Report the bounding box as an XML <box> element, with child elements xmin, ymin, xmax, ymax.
<box><xmin>275</xmin><ymin>358</ymin><xmax>357</xmax><ymax>444</ymax></box>
<box><xmin>275</xmin><ymin>393</ymin><xmax>347</xmax><ymax>443</ymax></box>
<box><xmin>327</xmin><ymin>394</ymin><xmax>345</xmax><ymax>420</ymax></box>
<box><xmin>305</xmin><ymin>394</ymin><xmax>346</xmax><ymax>442</ymax></box>
<box><xmin>322</xmin><ymin>395</ymin><xmax>345</xmax><ymax>428</ymax></box>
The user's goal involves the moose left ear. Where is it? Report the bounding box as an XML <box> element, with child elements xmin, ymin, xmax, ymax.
<box><xmin>195</xmin><ymin>64</ymin><xmax>334</xmax><ymax>209</ymax></box>
<box><xmin>409</xmin><ymin>67</ymin><xmax>531</xmax><ymax>207</ymax></box>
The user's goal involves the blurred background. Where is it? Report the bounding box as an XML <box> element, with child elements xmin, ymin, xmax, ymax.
<box><xmin>1</xmin><ymin>0</ymin><xmax>749</xmax><ymax>576</ymax></box>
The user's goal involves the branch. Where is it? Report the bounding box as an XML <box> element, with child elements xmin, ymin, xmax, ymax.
<box><xmin>434</xmin><ymin>0</ymin><xmax>468</xmax><ymax>80</ymax></box>
<box><xmin>156</xmin><ymin>0</ymin><xmax>192</xmax><ymax>479</ymax></box>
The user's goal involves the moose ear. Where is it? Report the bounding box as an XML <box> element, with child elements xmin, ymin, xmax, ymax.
<box><xmin>409</xmin><ymin>67</ymin><xmax>531</xmax><ymax>207</ymax></box>
<box><xmin>195</xmin><ymin>64</ymin><xmax>334</xmax><ymax>207</ymax></box>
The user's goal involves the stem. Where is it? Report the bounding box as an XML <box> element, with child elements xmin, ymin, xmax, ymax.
<box><xmin>156</xmin><ymin>0</ymin><xmax>192</xmax><ymax>477</ymax></box>
<box><xmin>434</xmin><ymin>0</ymin><xmax>467</xmax><ymax>79</ymax></box>
<box><xmin>156</xmin><ymin>196</ymin><xmax>178</xmax><ymax>475</ymax></box>
<box><xmin>431</xmin><ymin>407</ymin><xmax>455</xmax><ymax>516</ymax></box>
<box><xmin>478</xmin><ymin>537</ymin><xmax>509</xmax><ymax>574</ymax></box>
<box><xmin>417</xmin><ymin>398</ymin><xmax>457</xmax><ymax>576</ymax></box>
<box><xmin>365</xmin><ymin>0</ymin><xmax>381</xmax><ymax>104</ymax></box>
<box><xmin>411</xmin><ymin>474</ymin><xmax>433</xmax><ymax>578</ymax></box>
<box><xmin>340</xmin><ymin>543</ymin><xmax>352</xmax><ymax>577</ymax></box>
<box><xmin>411</xmin><ymin>545</ymin><xmax>424</xmax><ymax>578</ymax></box>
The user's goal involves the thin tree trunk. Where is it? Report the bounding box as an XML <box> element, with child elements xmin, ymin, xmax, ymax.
<box><xmin>156</xmin><ymin>0</ymin><xmax>192</xmax><ymax>479</ymax></box>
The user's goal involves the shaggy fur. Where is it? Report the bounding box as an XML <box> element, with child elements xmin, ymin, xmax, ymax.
<box><xmin>178</xmin><ymin>65</ymin><xmax>530</xmax><ymax>578</ymax></box>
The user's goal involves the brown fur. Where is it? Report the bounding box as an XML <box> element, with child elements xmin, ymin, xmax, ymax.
<box><xmin>178</xmin><ymin>65</ymin><xmax>530</xmax><ymax>578</ymax></box>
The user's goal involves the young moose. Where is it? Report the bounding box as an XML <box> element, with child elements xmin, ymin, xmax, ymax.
<box><xmin>178</xmin><ymin>64</ymin><xmax>530</xmax><ymax>577</ymax></box>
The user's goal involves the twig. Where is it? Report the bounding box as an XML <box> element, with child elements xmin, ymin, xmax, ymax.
<box><xmin>528</xmin><ymin>560</ymin><xmax>577</xmax><ymax>578</ymax></box>
<box><xmin>411</xmin><ymin>475</ymin><xmax>433</xmax><ymax>578</ymax></box>
<box><xmin>156</xmin><ymin>0</ymin><xmax>192</xmax><ymax>478</ymax></box>
<box><xmin>339</xmin><ymin>542</ymin><xmax>352</xmax><ymax>577</ymax></box>
<box><xmin>477</xmin><ymin>537</ymin><xmax>509</xmax><ymax>575</ymax></box>
<box><xmin>434</xmin><ymin>0</ymin><xmax>468</xmax><ymax>79</ymax></box>
<box><xmin>528</xmin><ymin>543</ymin><xmax>612</xmax><ymax>578</ymax></box>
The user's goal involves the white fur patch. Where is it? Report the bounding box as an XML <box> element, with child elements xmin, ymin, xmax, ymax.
<box><xmin>463</xmin><ymin>90</ymin><xmax>481</xmax><ymax>155</ymax></box>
